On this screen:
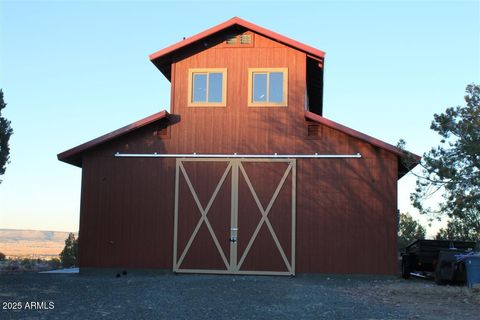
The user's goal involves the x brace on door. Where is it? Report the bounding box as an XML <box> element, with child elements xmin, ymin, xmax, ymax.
<box><xmin>236</xmin><ymin>161</ymin><xmax>293</xmax><ymax>273</ymax></box>
<box><xmin>174</xmin><ymin>161</ymin><xmax>232</xmax><ymax>270</ymax></box>
<box><xmin>173</xmin><ymin>158</ymin><xmax>296</xmax><ymax>275</ymax></box>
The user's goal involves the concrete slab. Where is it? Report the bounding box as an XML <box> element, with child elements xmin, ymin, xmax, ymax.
<box><xmin>39</xmin><ymin>267</ymin><xmax>79</xmax><ymax>274</ymax></box>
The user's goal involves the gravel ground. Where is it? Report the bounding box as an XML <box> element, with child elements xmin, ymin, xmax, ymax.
<box><xmin>1</xmin><ymin>272</ymin><xmax>479</xmax><ymax>320</ymax></box>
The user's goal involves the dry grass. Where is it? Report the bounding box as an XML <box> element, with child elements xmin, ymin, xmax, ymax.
<box><xmin>0</xmin><ymin>240</ymin><xmax>64</xmax><ymax>259</ymax></box>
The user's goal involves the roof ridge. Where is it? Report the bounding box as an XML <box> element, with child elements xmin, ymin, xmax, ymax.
<box><xmin>149</xmin><ymin>17</ymin><xmax>325</xmax><ymax>68</ymax></box>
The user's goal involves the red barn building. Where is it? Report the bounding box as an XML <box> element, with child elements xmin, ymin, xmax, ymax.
<box><xmin>59</xmin><ymin>17</ymin><xmax>419</xmax><ymax>275</ymax></box>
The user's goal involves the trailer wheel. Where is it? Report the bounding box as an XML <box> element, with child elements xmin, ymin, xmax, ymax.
<box><xmin>401</xmin><ymin>255</ymin><xmax>410</xmax><ymax>279</ymax></box>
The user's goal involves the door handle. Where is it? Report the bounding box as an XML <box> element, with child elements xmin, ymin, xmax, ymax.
<box><xmin>229</xmin><ymin>237</ymin><xmax>237</xmax><ymax>243</ymax></box>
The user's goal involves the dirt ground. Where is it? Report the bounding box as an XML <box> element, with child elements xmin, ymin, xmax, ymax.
<box><xmin>335</xmin><ymin>277</ymin><xmax>480</xmax><ymax>320</ymax></box>
<box><xmin>0</xmin><ymin>272</ymin><xmax>479</xmax><ymax>319</ymax></box>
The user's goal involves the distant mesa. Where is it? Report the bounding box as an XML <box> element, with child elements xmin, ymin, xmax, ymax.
<box><xmin>0</xmin><ymin>229</ymin><xmax>78</xmax><ymax>259</ymax></box>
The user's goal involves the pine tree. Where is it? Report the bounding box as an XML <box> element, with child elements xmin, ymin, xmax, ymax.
<box><xmin>398</xmin><ymin>213</ymin><xmax>426</xmax><ymax>252</ymax></box>
<box><xmin>410</xmin><ymin>84</ymin><xmax>480</xmax><ymax>240</ymax></box>
<box><xmin>59</xmin><ymin>233</ymin><xmax>78</xmax><ymax>267</ymax></box>
<box><xmin>0</xmin><ymin>89</ymin><xmax>13</xmax><ymax>182</ymax></box>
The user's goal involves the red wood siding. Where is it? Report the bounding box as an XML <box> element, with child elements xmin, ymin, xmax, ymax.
<box><xmin>79</xmin><ymin>156</ymin><xmax>176</xmax><ymax>269</ymax></box>
<box><xmin>79</xmin><ymin>123</ymin><xmax>398</xmax><ymax>274</ymax></box>
<box><xmin>77</xmin><ymin>31</ymin><xmax>399</xmax><ymax>275</ymax></box>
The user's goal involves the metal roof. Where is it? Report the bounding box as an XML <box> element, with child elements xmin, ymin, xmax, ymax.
<box><xmin>149</xmin><ymin>17</ymin><xmax>325</xmax><ymax>78</ymax></box>
<box><xmin>304</xmin><ymin>111</ymin><xmax>421</xmax><ymax>178</ymax></box>
<box><xmin>59</xmin><ymin>109</ymin><xmax>420</xmax><ymax>176</ymax></box>
<box><xmin>58</xmin><ymin>110</ymin><xmax>169</xmax><ymax>166</ymax></box>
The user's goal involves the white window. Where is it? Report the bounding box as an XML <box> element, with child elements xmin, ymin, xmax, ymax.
<box><xmin>188</xmin><ymin>68</ymin><xmax>227</xmax><ymax>107</ymax></box>
<box><xmin>248</xmin><ymin>68</ymin><xmax>288</xmax><ymax>107</ymax></box>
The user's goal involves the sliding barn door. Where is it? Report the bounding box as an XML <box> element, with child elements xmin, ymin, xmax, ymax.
<box><xmin>173</xmin><ymin>158</ymin><xmax>295</xmax><ymax>275</ymax></box>
<box><xmin>235</xmin><ymin>159</ymin><xmax>296</xmax><ymax>275</ymax></box>
<box><xmin>173</xmin><ymin>159</ymin><xmax>233</xmax><ymax>273</ymax></box>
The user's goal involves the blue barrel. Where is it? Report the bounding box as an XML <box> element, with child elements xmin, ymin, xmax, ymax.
<box><xmin>465</xmin><ymin>256</ymin><xmax>480</xmax><ymax>288</ymax></box>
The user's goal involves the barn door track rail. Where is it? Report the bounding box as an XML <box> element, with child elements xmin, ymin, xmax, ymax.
<box><xmin>115</xmin><ymin>152</ymin><xmax>362</xmax><ymax>158</ymax></box>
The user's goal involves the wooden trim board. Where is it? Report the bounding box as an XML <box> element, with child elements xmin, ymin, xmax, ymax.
<box><xmin>173</xmin><ymin>158</ymin><xmax>296</xmax><ymax>276</ymax></box>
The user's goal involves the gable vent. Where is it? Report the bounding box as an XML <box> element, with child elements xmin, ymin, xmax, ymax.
<box><xmin>307</xmin><ymin>125</ymin><xmax>321</xmax><ymax>138</ymax></box>
<box><xmin>240</xmin><ymin>34</ymin><xmax>251</xmax><ymax>44</ymax></box>
<box><xmin>225</xmin><ymin>34</ymin><xmax>253</xmax><ymax>46</ymax></box>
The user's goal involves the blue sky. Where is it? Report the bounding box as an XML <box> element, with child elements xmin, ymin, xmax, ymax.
<box><xmin>0</xmin><ymin>0</ymin><xmax>479</xmax><ymax>234</ymax></box>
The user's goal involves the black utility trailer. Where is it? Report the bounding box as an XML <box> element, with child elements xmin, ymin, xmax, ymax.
<box><xmin>401</xmin><ymin>239</ymin><xmax>476</xmax><ymax>284</ymax></box>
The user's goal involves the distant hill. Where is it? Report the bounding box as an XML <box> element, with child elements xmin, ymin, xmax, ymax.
<box><xmin>0</xmin><ymin>229</ymin><xmax>77</xmax><ymax>259</ymax></box>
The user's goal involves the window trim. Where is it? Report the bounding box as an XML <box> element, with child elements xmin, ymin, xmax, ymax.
<box><xmin>188</xmin><ymin>68</ymin><xmax>227</xmax><ymax>107</ymax></box>
<box><xmin>247</xmin><ymin>68</ymin><xmax>288</xmax><ymax>107</ymax></box>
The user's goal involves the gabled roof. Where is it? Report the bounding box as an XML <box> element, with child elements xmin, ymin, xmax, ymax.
<box><xmin>304</xmin><ymin>111</ymin><xmax>421</xmax><ymax>178</ymax></box>
<box><xmin>149</xmin><ymin>17</ymin><xmax>325</xmax><ymax>79</ymax></box>
<box><xmin>58</xmin><ymin>110</ymin><xmax>169</xmax><ymax>167</ymax></box>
